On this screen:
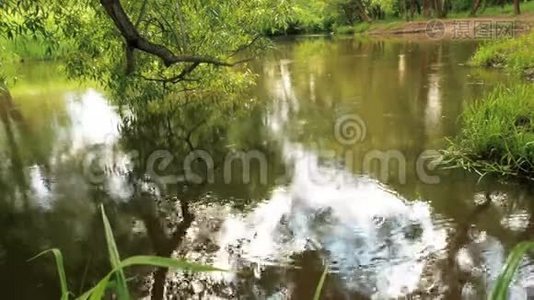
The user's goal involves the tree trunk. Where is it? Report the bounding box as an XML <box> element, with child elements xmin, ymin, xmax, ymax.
<box><xmin>470</xmin><ymin>0</ymin><xmax>481</xmax><ymax>16</ymax></box>
<box><xmin>423</xmin><ymin>0</ymin><xmax>431</xmax><ymax>17</ymax></box>
<box><xmin>432</xmin><ymin>0</ymin><xmax>442</xmax><ymax>18</ymax></box>
<box><xmin>442</xmin><ymin>0</ymin><xmax>449</xmax><ymax>17</ymax></box>
<box><xmin>513</xmin><ymin>0</ymin><xmax>520</xmax><ymax>15</ymax></box>
<box><xmin>410</xmin><ymin>0</ymin><xmax>418</xmax><ymax>19</ymax></box>
<box><xmin>354</xmin><ymin>0</ymin><xmax>371</xmax><ymax>22</ymax></box>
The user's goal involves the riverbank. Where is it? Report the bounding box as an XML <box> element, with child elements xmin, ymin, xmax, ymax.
<box><xmin>443</xmin><ymin>84</ymin><xmax>534</xmax><ymax>181</ymax></box>
<box><xmin>365</xmin><ymin>15</ymin><xmax>533</xmax><ymax>37</ymax></box>
<box><xmin>329</xmin><ymin>2</ymin><xmax>534</xmax><ymax>37</ymax></box>
<box><xmin>443</xmin><ymin>26</ymin><xmax>534</xmax><ymax>182</ymax></box>
<box><xmin>358</xmin><ymin>12</ymin><xmax>534</xmax><ymax>37</ymax></box>
<box><xmin>471</xmin><ymin>30</ymin><xmax>534</xmax><ymax>80</ymax></box>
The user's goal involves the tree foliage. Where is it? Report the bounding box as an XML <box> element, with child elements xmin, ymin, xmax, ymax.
<box><xmin>284</xmin><ymin>0</ymin><xmax>526</xmax><ymax>32</ymax></box>
<box><xmin>1</xmin><ymin>0</ymin><xmax>291</xmax><ymax>110</ymax></box>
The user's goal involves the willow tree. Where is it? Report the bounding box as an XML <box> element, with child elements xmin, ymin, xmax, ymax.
<box><xmin>1</xmin><ymin>0</ymin><xmax>290</xmax><ymax>103</ymax></box>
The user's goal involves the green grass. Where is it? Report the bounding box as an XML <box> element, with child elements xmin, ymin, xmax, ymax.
<box><xmin>28</xmin><ymin>206</ymin><xmax>534</xmax><ymax>299</ymax></box>
<box><xmin>333</xmin><ymin>22</ymin><xmax>372</xmax><ymax>34</ymax></box>
<box><xmin>0</xmin><ymin>35</ymin><xmax>72</xmax><ymax>62</ymax></box>
<box><xmin>99</xmin><ymin>205</ymin><xmax>129</xmax><ymax>299</ymax></box>
<box><xmin>450</xmin><ymin>0</ymin><xmax>534</xmax><ymax>18</ymax></box>
<box><xmin>471</xmin><ymin>30</ymin><xmax>534</xmax><ymax>76</ymax></box>
<box><xmin>442</xmin><ymin>84</ymin><xmax>534</xmax><ymax>181</ymax></box>
<box><xmin>331</xmin><ymin>19</ymin><xmax>405</xmax><ymax>35</ymax></box>
<box><xmin>313</xmin><ymin>264</ymin><xmax>328</xmax><ymax>300</ymax></box>
<box><xmin>30</xmin><ymin>204</ymin><xmax>224</xmax><ymax>299</ymax></box>
<box><xmin>354</xmin><ymin>22</ymin><xmax>373</xmax><ymax>33</ymax></box>
<box><xmin>490</xmin><ymin>241</ymin><xmax>534</xmax><ymax>300</ymax></box>
<box><xmin>29</xmin><ymin>249</ymin><xmax>69</xmax><ymax>300</ymax></box>
<box><xmin>333</xmin><ymin>25</ymin><xmax>357</xmax><ymax>34</ymax></box>
<box><xmin>310</xmin><ymin>242</ymin><xmax>533</xmax><ymax>300</ymax></box>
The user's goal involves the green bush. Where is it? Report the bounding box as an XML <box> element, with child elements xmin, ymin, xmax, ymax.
<box><xmin>333</xmin><ymin>25</ymin><xmax>356</xmax><ymax>34</ymax></box>
<box><xmin>354</xmin><ymin>22</ymin><xmax>372</xmax><ymax>33</ymax></box>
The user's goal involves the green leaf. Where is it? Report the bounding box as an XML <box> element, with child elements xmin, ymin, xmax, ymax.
<box><xmin>118</xmin><ymin>255</ymin><xmax>226</xmax><ymax>272</ymax></box>
<box><xmin>490</xmin><ymin>241</ymin><xmax>534</xmax><ymax>300</ymax></box>
<box><xmin>99</xmin><ymin>204</ymin><xmax>129</xmax><ymax>299</ymax></box>
<box><xmin>86</xmin><ymin>273</ymin><xmax>113</xmax><ymax>300</ymax></box>
<box><xmin>313</xmin><ymin>264</ymin><xmax>328</xmax><ymax>300</ymax></box>
<box><xmin>77</xmin><ymin>255</ymin><xmax>225</xmax><ymax>300</ymax></box>
<box><xmin>28</xmin><ymin>249</ymin><xmax>69</xmax><ymax>300</ymax></box>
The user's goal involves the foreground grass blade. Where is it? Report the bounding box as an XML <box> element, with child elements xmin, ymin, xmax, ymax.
<box><xmin>490</xmin><ymin>241</ymin><xmax>534</xmax><ymax>300</ymax></box>
<box><xmin>29</xmin><ymin>249</ymin><xmax>69</xmax><ymax>300</ymax></box>
<box><xmin>313</xmin><ymin>264</ymin><xmax>328</xmax><ymax>300</ymax></box>
<box><xmin>100</xmin><ymin>204</ymin><xmax>129</xmax><ymax>299</ymax></box>
<box><xmin>118</xmin><ymin>255</ymin><xmax>227</xmax><ymax>272</ymax></box>
<box><xmin>77</xmin><ymin>255</ymin><xmax>225</xmax><ymax>300</ymax></box>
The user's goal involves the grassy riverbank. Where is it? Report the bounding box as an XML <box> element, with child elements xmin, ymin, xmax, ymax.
<box><xmin>444</xmin><ymin>85</ymin><xmax>534</xmax><ymax>181</ymax></box>
<box><xmin>471</xmin><ymin>30</ymin><xmax>534</xmax><ymax>79</ymax></box>
<box><xmin>443</xmin><ymin>15</ymin><xmax>534</xmax><ymax>181</ymax></box>
<box><xmin>0</xmin><ymin>35</ymin><xmax>74</xmax><ymax>62</ymax></box>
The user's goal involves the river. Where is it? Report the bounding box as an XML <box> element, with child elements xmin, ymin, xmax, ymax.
<box><xmin>0</xmin><ymin>36</ymin><xmax>533</xmax><ymax>299</ymax></box>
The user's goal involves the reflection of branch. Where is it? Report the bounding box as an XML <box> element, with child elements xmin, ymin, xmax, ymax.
<box><xmin>171</xmin><ymin>117</ymin><xmax>207</xmax><ymax>152</ymax></box>
<box><xmin>152</xmin><ymin>198</ymin><xmax>194</xmax><ymax>300</ymax></box>
<box><xmin>171</xmin><ymin>199</ymin><xmax>194</xmax><ymax>249</ymax></box>
<box><xmin>0</xmin><ymin>88</ymin><xmax>29</xmax><ymax>207</ymax></box>
<box><xmin>133</xmin><ymin>193</ymin><xmax>195</xmax><ymax>300</ymax></box>
<box><xmin>184</xmin><ymin>119</ymin><xmax>206</xmax><ymax>151</ymax></box>
<box><xmin>519</xmin><ymin>197</ymin><xmax>534</xmax><ymax>241</ymax></box>
<box><xmin>430</xmin><ymin>193</ymin><xmax>492</xmax><ymax>298</ymax></box>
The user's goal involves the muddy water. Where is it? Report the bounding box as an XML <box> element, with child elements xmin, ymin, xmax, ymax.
<box><xmin>0</xmin><ymin>37</ymin><xmax>533</xmax><ymax>299</ymax></box>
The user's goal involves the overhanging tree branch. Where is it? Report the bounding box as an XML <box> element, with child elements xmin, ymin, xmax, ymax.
<box><xmin>99</xmin><ymin>0</ymin><xmax>246</xmax><ymax>71</ymax></box>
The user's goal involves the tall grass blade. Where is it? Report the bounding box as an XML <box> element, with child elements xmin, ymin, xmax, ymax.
<box><xmin>118</xmin><ymin>255</ymin><xmax>226</xmax><ymax>272</ymax></box>
<box><xmin>100</xmin><ymin>204</ymin><xmax>129</xmax><ymax>299</ymax></box>
<box><xmin>28</xmin><ymin>249</ymin><xmax>69</xmax><ymax>300</ymax></box>
<box><xmin>313</xmin><ymin>264</ymin><xmax>328</xmax><ymax>300</ymax></box>
<box><xmin>78</xmin><ymin>256</ymin><xmax>225</xmax><ymax>300</ymax></box>
<box><xmin>490</xmin><ymin>241</ymin><xmax>534</xmax><ymax>300</ymax></box>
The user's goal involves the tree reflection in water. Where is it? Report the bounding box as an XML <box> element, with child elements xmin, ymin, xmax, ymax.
<box><xmin>1</xmin><ymin>39</ymin><xmax>534</xmax><ymax>299</ymax></box>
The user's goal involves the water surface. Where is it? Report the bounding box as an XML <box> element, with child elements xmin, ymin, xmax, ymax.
<box><xmin>1</xmin><ymin>37</ymin><xmax>533</xmax><ymax>299</ymax></box>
